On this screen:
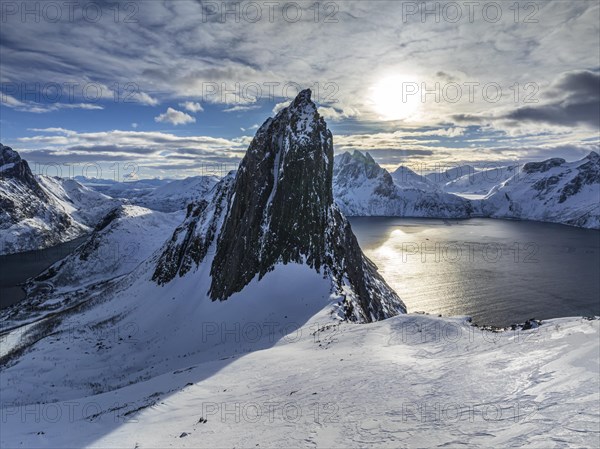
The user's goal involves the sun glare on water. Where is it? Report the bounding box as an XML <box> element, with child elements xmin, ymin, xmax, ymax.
<box><xmin>370</xmin><ymin>76</ymin><xmax>422</xmax><ymax>121</ymax></box>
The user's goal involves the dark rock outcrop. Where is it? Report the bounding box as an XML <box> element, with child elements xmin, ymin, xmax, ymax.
<box><xmin>153</xmin><ymin>90</ymin><xmax>406</xmax><ymax>322</ymax></box>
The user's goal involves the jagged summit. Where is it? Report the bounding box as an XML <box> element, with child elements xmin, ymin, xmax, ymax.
<box><xmin>0</xmin><ymin>143</ymin><xmax>20</xmax><ymax>164</ymax></box>
<box><xmin>0</xmin><ymin>143</ymin><xmax>42</xmax><ymax>192</ymax></box>
<box><xmin>153</xmin><ymin>90</ymin><xmax>405</xmax><ymax>322</ymax></box>
<box><xmin>523</xmin><ymin>157</ymin><xmax>566</xmax><ymax>174</ymax></box>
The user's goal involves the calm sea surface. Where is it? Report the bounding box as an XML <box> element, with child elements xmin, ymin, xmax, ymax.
<box><xmin>0</xmin><ymin>237</ymin><xmax>87</xmax><ymax>309</ymax></box>
<box><xmin>349</xmin><ymin>217</ymin><xmax>600</xmax><ymax>326</ymax></box>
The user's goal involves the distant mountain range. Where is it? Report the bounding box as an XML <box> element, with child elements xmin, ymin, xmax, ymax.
<box><xmin>483</xmin><ymin>152</ymin><xmax>600</xmax><ymax>228</ymax></box>
<box><xmin>332</xmin><ymin>149</ymin><xmax>599</xmax><ymax>228</ymax></box>
<box><xmin>333</xmin><ymin>151</ymin><xmax>475</xmax><ymax>218</ymax></box>
<box><xmin>76</xmin><ymin>175</ymin><xmax>219</xmax><ymax>212</ymax></box>
<box><xmin>2</xmin><ymin>141</ymin><xmax>598</xmax><ymax>257</ymax></box>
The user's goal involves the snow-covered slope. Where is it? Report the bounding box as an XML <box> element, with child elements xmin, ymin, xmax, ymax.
<box><xmin>333</xmin><ymin>151</ymin><xmax>475</xmax><ymax>218</ymax></box>
<box><xmin>483</xmin><ymin>152</ymin><xmax>600</xmax><ymax>228</ymax></box>
<box><xmin>36</xmin><ymin>175</ymin><xmax>121</xmax><ymax>228</ymax></box>
<box><xmin>0</xmin><ymin>90</ymin><xmax>404</xmax><ymax>408</ymax></box>
<box><xmin>26</xmin><ymin>205</ymin><xmax>184</xmax><ymax>295</ymax></box>
<box><xmin>391</xmin><ymin>165</ymin><xmax>439</xmax><ymax>192</ymax></box>
<box><xmin>425</xmin><ymin>164</ymin><xmax>477</xmax><ymax>185</ymax></box>
<box><xmin>0</xmin><ymin>144</ymin><xmax>120</xmax><ymax>255</ymax></box>
<box><xmin>1</xmin><ymin>313</ymin><xmax>598</xmax><ymax>448</ymax></box>
<box><xmin>443</xmin><ymin>164</ymin><xmax>520</xmax><ymax>195</ymax></box>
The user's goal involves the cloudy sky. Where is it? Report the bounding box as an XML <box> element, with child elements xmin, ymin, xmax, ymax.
<box><xmin>1</xmin><ymin>0</ymin><xmax>598</xmax><ymax>179</ymax></box>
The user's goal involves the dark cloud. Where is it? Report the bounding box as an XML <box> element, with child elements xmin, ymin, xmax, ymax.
<box><xmin>452</xmin><ymin>70</ymin><xmax>600</xmax><ymax>129</ymax></box>
<box><xmin>503</xmin><ymin>70</ymin><xmax>599</xmax><ymax>128</ymax></box>
<box><xmin>451</xmin><ymin>114</ymin><xmax>486</xmax><ymax>124</ymax></box>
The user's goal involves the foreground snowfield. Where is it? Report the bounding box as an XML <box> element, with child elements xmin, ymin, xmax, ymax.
<box><xmin>2</xmin><ymin>311</ymin><xmax>598</xmax><ymax>448</ymax></box>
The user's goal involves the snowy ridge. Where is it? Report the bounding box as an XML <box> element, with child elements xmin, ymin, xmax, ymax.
<box><xmin>26</xmin><ymin>205</ymin><xmax>184</xmax><ymax>295</ymax></box>
<box><xmin>391</xmin><ymin>164</ymin><xmax>439</xmax><ymax>192</ymax></box>
<box><xmin>36</xmin><ymin>175</ymin><xmax>121</xmax><ymax>228</ymax></box>
<box><xmin>442</xmin><ymin>164</ymin><xmax>520</xmax><ymax>195</ymax></box>
<box><xmin>483</xmin><ymin>151</ymin><xmax>600</xmax><ymax>228</ymax></box>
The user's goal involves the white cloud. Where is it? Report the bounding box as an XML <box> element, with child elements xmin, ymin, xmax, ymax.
<box><xmin>133</xmin><ymin>91</ymin><xmax>159</xmax><ymax>106</ymax></box>
<box><xmin>131</xmin><ymin>123</ymin><xmax>138</xmax><ymax>129</ymax></box>
<box><xmin>2</xmin><ymin>1</ymin><xmax>598</xmax><ymax>166</ymax></box>
<box><xmin>1</xmin><ymin>94</ymin><xmax>103</xmax><ymax>113</ymax></box>
<box><xmin>14</xmin><ymin>128</ymin><xmax>247</xmax><ymax>177</ymax></box>
<box><xmin>223</xmin><ymin>105</ymin><xmax>260</xmax><ymax>113</ymax></box>
<box><xmin>272</xmin><ymin>101</ymin><xmax>290</xmax><ymax>115</ymax></box>
<box><xmin>318</xmin><ymin>106</ymin><xmax>360</xmax><ymax>122</ymax></box>
<box><xmin>179</xmin><ymin>101</ymin><xmax>204</xmax><ymax>113</ymax></box>
<box><xmin>154</xmin><ymin>108</ymin><xmax>196</xmax><ymax>126</ymax></box>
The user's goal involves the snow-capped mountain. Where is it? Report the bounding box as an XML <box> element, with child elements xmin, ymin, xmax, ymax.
<box><xmin>333</xmin><ymin>151</ymin><xmax>475</xmax><ymax>218</ymax></box>
<box><xmin>390</xmin><ymin>164</ymin><xmax>439</xmax><ymax>191</ymax></box>
<box><xmin>484</xmin><ymin>152</ymin><xmax>600</xmax><ymax>228</ymax></box>
<box><xmin>154</xmin><ymin>90</ymin><xmax>405</xmax><ymax>321</ymax></box>
<box><xmin>36</xmin><ymin>175</ymin><xmax>122</xmax><ymax>228</ymax></box>
<box><xmin>425</xmin><ymin>164</ymin><xmax>477</xmax><ymax>186</ymax></box>
<box><xmin>0</xmin><ymin>90</ymin><xmax>405</xmax><ymax>406</ymax></box>
<box><xmin>441</xmin><ymin>164</ymin><xmax>519</xmax><ymax>195</ymax></box>
<box><xmin>78</xmin><ymin>175</ymin><xmax>219</xmax><ymax>212</ymax></box>
<box><xmin>27</xmin><ymin>205</ymin><xmax>184</xmax><ymax>296</ymax></box>
<box><xmin>0</xmin><ymin>144</ymin><xmax>119</xmax><ymax>255</ymax></box>
<box><xmin>75</xmin><ymin>176</ymin><xmax>172</xmax><ymax>199</ymax></box>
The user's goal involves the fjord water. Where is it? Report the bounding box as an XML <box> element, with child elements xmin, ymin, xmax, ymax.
<box><xmin>349</xmin><ymin>217</ymin><xmax>600</xmax><ymax>326</ymax></box>
<box><xmin>0</xmin><ymin>236</ymin><xmax>87</xmax><ymax>309</ymax></box>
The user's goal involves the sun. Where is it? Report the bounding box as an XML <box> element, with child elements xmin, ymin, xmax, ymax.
<box><xmin>370</xmin><ymin>76</ymin><xmax>422</xmax><ymax>121</ymax></box>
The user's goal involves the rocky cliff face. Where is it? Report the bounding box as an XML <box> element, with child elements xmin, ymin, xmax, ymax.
<box><xmin>153</xmin><ymin>90</ymin><xmax>405</xmax><ymax>322</ymax></box>
<box><xmin>0</xmin><ymin>144</ymin><xmax>47</xmax><ymax>197</ymax></box>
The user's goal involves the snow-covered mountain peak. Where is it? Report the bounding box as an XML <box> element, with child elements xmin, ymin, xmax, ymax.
<box><xmin>584</xmin><ymin>150</ymin><xmax>599</xmax><ymax>163</ymax></box>
<box><xmin>348</xmin><ymin>150</ymin><xmax>376</xmax><ymax>164</ymax></box>
<box><xmin>153</xmin><ymin>90</ymin><xmax>405</xmax><ymax>321</ymax></box>
<box><xmin>0</xmin><ymin>143</ymin><xmax>41</xmax><ymax>191</ymax></box>
<box><xmin>523</xmin><ymin>157</ymin><xmax>566</xmax><ymax>174</ymax></box>
<box><xmin>391</xmin><ymin>165</ymin><xmax>440</xmax><ymax>191</ymax></box>
<box><xmin>333</xmin><ymin>150</ymin><xmax>475</xmax><ymax>218</ymax></box>
<box><xmin>334</xmin><ymin>150</ymin><xmax>392</xmax><ymax>185</ymax></box>
<box><xmin>484</xmin><ymin>152</ymin><xmax>600</xmax><ymax>228</ymax></box>
<box><xmin>0</xmin><ymin>143</ymin><xmax>20</xmax><ymax>166</ymax></box>
<box><xmin>288</xmin><ymin>87</ymin><xmax>315</xmax><ymax>111</ymax></box>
